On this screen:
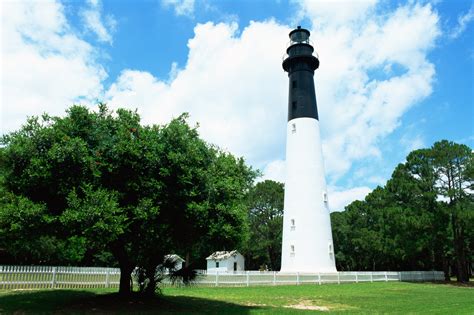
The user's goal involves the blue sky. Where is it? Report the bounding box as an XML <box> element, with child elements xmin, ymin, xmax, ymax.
<box><xmin>1</xmin><ymin>0</ymin><xmax>473</xmax><ymax>211</ymax></box>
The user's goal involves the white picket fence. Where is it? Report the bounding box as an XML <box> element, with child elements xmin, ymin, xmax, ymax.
<box><xmin>0</xmin><ymin>265</ymin><xmax>121</xmax><ymax>289</ymax></box>
<box><xmin>190</xmin><ymin>270</ymin><xmax>445</xmax><ymax>287</ymax></box>
<box><xmin>0</xmin><ymin>265</ymin><xmax>444</xmax><ymax>290</ymax></box>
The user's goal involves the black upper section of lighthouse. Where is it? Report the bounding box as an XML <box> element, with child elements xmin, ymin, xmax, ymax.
<box><xmin>282</xmin><ymin>26</ymin><xmax>320</xmax><ymax>122</ymax></box>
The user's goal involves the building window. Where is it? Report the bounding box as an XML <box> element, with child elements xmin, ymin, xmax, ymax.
<box><xmin>291</xmin><ymin>219</ymin><xmax>295</xmax><ymax>231</ymax></box>
<box><xmin>216</xmin><ymin>262</ymin><xmax>219</xmax><ymax>268</ymax></box>
<box><xmin>328</xmin><ymin>243</ymin><xmax>334</xmax><ymax>260</ymax></box>
<box><xmin>292</xmin><ymin>80</ymin><xmax>297</xmax><ymax>89</ymax></box>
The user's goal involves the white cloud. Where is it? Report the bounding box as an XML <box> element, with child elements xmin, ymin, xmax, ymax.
<box><xmin>167</xmin><ymin>62</ymin><xmax>180</xmax><ymax>83</ymax></box>
<box><xmin>400</xmin><ymin>133</ymin><xmax>425</xmax><ymax>154</ymax></box>
<box><xmin>106</xmin><ymin>2</ymin><xmax>440</xmax><ymax>187</ymax></box>
<box><xmin>80</xmin><ymin>0</ymin><xmax>116</xmax><ymax>44</ymax></box>
<box><xmin>1</xmin><ymin>0</ymin><xmax>106</xmax><ymax>134</ymax></box>
<box><xmin>328</xmin><ymin>186</ymin><xmax>372</xmax><ymax>212</ymax></box>
<box><xmin>106</xmin><ymin>21</ymin><xmax>290</xmax><ymax>168</ymax></box>
<box><xmin>260</xmin><ymin>159</ymin><xmax>286</xmax><ymax>183</ymax></box>
<box><xmin>296</xmin><ymin>2</ymin><xmax>440</xmax><ymax>182</ymax></box>
<box><xmin>104</xmin><ymin>69</ymin><xmax>169</xmax><ymax>120</ymax></box>
<box><xmin>162</xmin><ymin>0</ymin><xmax>195</xmax><ymax>17</ymax></box>
<box><xmin>2</xmin><ymin>0</ymin><xmax>441</xmax><ymax>199</ymax></box>
<box><xmin>450</xmin><ymin>5</ymin><xmax>474</xmax><ymax>39</ymax></box>
<box><xmin>366</xmin><ymin>176</ymin><xmax>387</xmax><ymax>186</ymax></box>
<box><xmin>295</xmin><ymin>0</ymin><xmax>378</xmax><ymax>27</ymax></box>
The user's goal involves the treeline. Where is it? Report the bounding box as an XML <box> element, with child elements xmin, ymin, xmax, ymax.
<box><xmin>332</xmin><ymin>141</ymin><xmax>473</xmax><ymax>282</ymax></box>
<box><xmin>243</xmin><ymin>141</ymin><xmax>473</xmax><ymax>283</ymax></box>
<box><xmin>0</xmin><ymin>103</ymin><xmax>471</xmax><ymax>291</ymax></box>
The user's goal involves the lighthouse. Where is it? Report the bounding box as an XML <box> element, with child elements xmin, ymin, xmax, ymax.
<box><xmin>280</xmin><ymin>26</ymin><xmax>337</xmax><ymax>273</ymax></box>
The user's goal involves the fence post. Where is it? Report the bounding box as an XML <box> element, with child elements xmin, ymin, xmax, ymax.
<box><xmin>296</xmin><ymin>272</ymin><xmax>300</xmax><ymax>285</ymax></box>
<box><xmin>337</xmin><ymin>272</ymin><xmax>340</xmax><ymax>284</ymax></box>
<box><xmin>246</xmin><ymin>271</ymin><xmax>250</xmax><ymax>287</ymax></box>
<box><xmin>51</xmin><ymin>267</ymin><xmax>57</xmax><ymax>289</ymax></box>
<box><xmin>273</xmin><ymin>271</ymin><xmax>276</xmax><ymax>285</ymax></box>
<box><xmin>398</xmin><ymin>272</ymin><xmax>402</xmax><ymax>281</ymax></box>
<box><xmin>355</xmin><ymin>272</ymin><xmax>358</xmax><ymax>283</ymax></box>
<box><xmin>318</xmin><ymin>272</ymin><xmax>321</xmax><ymax>285</ymax></box>
<box><xmin>385</xmin><ymin>271</ymin><xmax>388</xmax><ymax>282</ymax></box>
<box><xmin>105</xmin><ymin>269</ymin><xmax>110</xmax><ymax>288</ymax></box>
<box><xmin>370</xmin><ymin>272</ymin><xmax>373</xmax><ymax>283</ymax></box>
<box><xmin>215</xmin><ymin>271</ymin><xmax>219</xmax><ymax>287</ymax></box>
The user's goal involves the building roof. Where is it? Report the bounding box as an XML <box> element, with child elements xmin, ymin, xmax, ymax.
<box><xmin>206</xmin><ymin>250</ymin><xmax>241</xmax><ymax>260</ymax></box>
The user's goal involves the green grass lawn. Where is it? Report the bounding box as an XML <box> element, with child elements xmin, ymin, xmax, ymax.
<box><xmin>0</xmin><ymin>282</ymin><xmax>473</xmax><ymax>314</ymax></box>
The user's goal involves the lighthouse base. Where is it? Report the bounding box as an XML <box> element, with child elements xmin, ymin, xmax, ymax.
<box><xmin>280</xmin><ymin>117</ymin><xmax>337</xmax><ymax>273</ymax></box>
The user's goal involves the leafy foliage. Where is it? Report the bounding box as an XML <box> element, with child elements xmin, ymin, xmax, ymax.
<box><xmin>0</xmin><ymin>104</ymin><xmax>256</xmax><ymax>295</ymax></box>
<box><xmin>244</xmin><ymin>180</ymin><xmax>284</xmax><ymax>270</ymax></box>
<box><xmin>332</xmin><ymin>140</ymin><xmax>473</xmax><ymax>281</ymax></box>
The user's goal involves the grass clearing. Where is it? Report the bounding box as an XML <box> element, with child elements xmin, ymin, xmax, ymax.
<box><xmin>0</xmin><ymin>282</ymin><xmax>473</xmax><ymax>314</ymax></box>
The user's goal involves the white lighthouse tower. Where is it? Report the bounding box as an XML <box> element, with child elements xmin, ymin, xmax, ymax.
<box><xmin>280</xmin><ymin>26</ymin><xmax>337</xmax><ymax>273</ymax></box>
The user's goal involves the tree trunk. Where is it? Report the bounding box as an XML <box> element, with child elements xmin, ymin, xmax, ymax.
<box><xmin>267</xmin><ymin>246</ymin><xmax>275</xmax><ymax>271</ymax></box>
<box><xmin>144</xmin><ymin>266</ymin><xmax>157</xmax><ymax>296</ymax></box>
<box><xmin>119</xmin><ymin>263</ymin><xmax>133</xmax><ymax>296</ymax></box>
<box><xmin>456</xmin><ymin>227</ymin><xmax>469</xmax><ymax>282</ymax></box>
<box><xmin>185</xmin><ymin>252</ymin><xmax>190</xmax><ymax>268</ymax></box>
<box><xmin>452</xmin><ymin>213</ymin><xmax>469</xmax><ymax>282</ymax></box>
<box><xmin>442</xmin><ymin>255</ymin><xmax>450</xmax><ymax>281</ymax></box>
<box><xmin>112</xmin><ymin>242</ymin><xmax>134</xmax><ymax>296</ymax></box>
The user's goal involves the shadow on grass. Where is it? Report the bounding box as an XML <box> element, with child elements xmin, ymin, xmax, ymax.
<box><xmin>407</xmin><ymin>280</ymin><xmax>474</xmax><ymax>288</ymax></box>
<box><xmin>0</xmin><ymin>290</ymin><xmax>260</xmax><ymax>314</ymax></box>
<box><xmin>0</xmin><ymin>290</ymin><xmax>97</xmax><ymax>314</ymax></box>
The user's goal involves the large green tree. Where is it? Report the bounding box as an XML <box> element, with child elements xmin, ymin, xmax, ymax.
<box><xmin>244</xmin><ymin>180</ymin><xmax>284</xmax><ymax>271</ymax></box>
<box><xmin>0</xmin><ymin>105</ymin><xmax>256</xmax><ymax>295</ymax></box>
<box><xmin>429</xmin><ymin>140</ymin><xmax>473</xmax><ymax>282</ymax></box>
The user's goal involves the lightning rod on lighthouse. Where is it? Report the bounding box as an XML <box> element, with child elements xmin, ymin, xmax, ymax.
<box><xmin>280</xmin><ymin>26</ymin><xmax>337</xmax><ymax>273</ymax></box>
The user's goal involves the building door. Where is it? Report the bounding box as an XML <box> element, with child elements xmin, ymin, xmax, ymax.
<box><xmin>234</xmin><ymin>262</ymin><xmax>237</xmax><ymax>271</ymax></box>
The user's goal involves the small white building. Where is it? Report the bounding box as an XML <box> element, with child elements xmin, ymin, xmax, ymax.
<box><xmin>206</xmin><ymin>250</ymin><xmax>245</xmax><ymax>273</ymax></box>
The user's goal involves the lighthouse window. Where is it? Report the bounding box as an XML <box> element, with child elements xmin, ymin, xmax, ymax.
<box><xmin>290</xmin><ymin>245</ymin><xmax>295</xmax><ymax>257</ymax></box>
<box><xmin>291</xmin><ymin>219</ymin><xmax>295</xmax><ymax>231</ymax></box>
<box><xmin>328</xmin><ymin>243</ymin><xmax>334</xmax><ymax>260</ymax></box>
<box><xmin>292</xmin><ymin>101</ymin><xmax>297</xmax><ymax>110</ymax></box>
<box><xmin>291</xmin><ymin>123</ymin><xmax>296</xmax><ymax>134</ymax></box>
<box><xmin>292</xmin><ymin>80</ymin><xmax>297</xmax><ymax>89</ymax></box>
<box><xmin>323</xmin><ymin>192</ymin><xmax>328</xmax><ymax>203</ymax></box>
